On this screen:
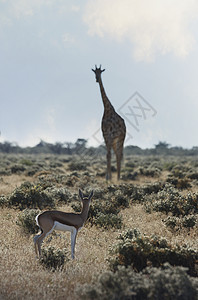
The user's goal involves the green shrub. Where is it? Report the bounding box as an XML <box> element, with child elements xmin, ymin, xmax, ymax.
<box><xmin>92</xmin><ymin>200</ymin><xmax>119</xmax><ymax>216</ymax></box>
<box><xmin>72</xmin><ymin>199</ymin><xmax>122</xmax><ymax>229</ymax></box>
<box><xmin>0</xmin><ymin>195</ymin><xmax>8</xmax><ymax>207</ymax></box>
<box><xmin>93</xmin><ymin>212</ymin><xmax>122</xmax><ymax>229</ymax></box>
<box><xmin>107</xmin><ymin>182</ymin><xmax>163</xmax><ymax>204</ymax></box>
<box><xmin>170</xmin><ymin>167</ymin><xmax>186</xmax><ymax>178</ymax></box>
<box><xmin>125</xmin><ymin>161</ymin><xmax>135</xmax><ymax>169</ymax></box>
<box><xmin>17</xmin><ymin>209</ymin><xmax>40</xmax><ymax>234</ymax></box>
<box><xmin>11</xmin><ymin>164</ymin><xmax>26</xmax><ymax>174</ymax></box>
<box><xmin>46</xmin><ymin>187</ymin><xmax>72</xmax><ymax>204</ymax></box>
<box><xmin>145</xmin><ymin>184</ymin><xmax>198</xmax><ymax>216</ymax></box>
<box><xmin>109</xmin><ymin>229</ymin><xmax>198</xmax><ymax>276</ymax></box>
<box><xmin>112</xmin><ymin>190</ymin><xmax>129</xmax><ymax>208</ymax></box>
<box><xmin>68</xmin><ymin>161</ymin><xmax>88</xmax><ymax>171</ymax></box>
<box><xmin>77</xmin><ymin>263</ymin><xmax>198</xmax><ymax>300</ymax></box>
<box><xmin>121</xmin><ymin>171</ymin><xmax>138</xmax><ymax>181</ymax></box>
<box><xmin>37</xmin><ymin>174</ymin><xmax>68</xmax><ymax>189</ymax></box>
<box><xmin>166</xmin><ymin>176</ymin><xmax>191</xmax><ymax>189</ymax></box>
<box><xmin>20</xmin><ymin>159</ymin><xmax>33</xmax><ymax>166</ymax></box>
<box><xmin>8</xmin><ymin>182</ymin><xmax>56</xmax><ymax>210</ymax></box>
<box><xmin>163</xmin><ymin>215</ymin><xmax>197</xmax><ymax>230</ymax></box>
<box><xmin>72</xmin><ymin>198</ymin><xmax>120</xmax><ymax>218</ymax></box>
<box><xmin>49</xmin><ymin>161</ymin><xmax>63</xmax><ymax>168</ymax></box>
<box><xmin>182</xmin><ymin>215</ymin><xmax>197</xmax><ymax>228</ymax></box>
<box><xmin>39</xmin><ymin>246</ymin><xmax>68</xmax><ymax>271</ymax></box>
<box><xmin>140</xmin><ymin>182</ymin><xmax>164</xmax><ymax>195</ymax></box>
<box><xmin>91</xmin><ymin>187</ymin><xmax>105</xmax><ymax>200</ymax></box>
<box><xmin>65</xmin><ymin>173</ymin><xmax>80</xmax><ymax>186</ymax></box>
<box><xmin>138</xmin><ymin>166</ymin><xmax>161</xmax><ymax>177</ymax></box>
<box><xmin>163</xmin><ymin>216</ymin><xmax>180</xmax><ymax>230</ymax></box>
<box><xmin>188</xmin><ymin>171</ymin><xmax>198</xmax><ymax>180</ymax></box>
<box><xmin>163</xmin><ymin>162</ymin><xmax>177</xmax><ymax>171</ymax></box>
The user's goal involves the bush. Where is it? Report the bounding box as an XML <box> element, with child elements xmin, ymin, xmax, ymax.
<box><xmin>109</xmin><ymin>229</ymin><xmax>198</xmax><ymax>276</ymax></box>
<box><xmin>163</xmin><ymin>162</ymin><xmax>177</xmax><ymax>171</ymax></box>
<box><xmin>107</xmin><ymin>182</ymin><xmax>163</xmax><ymax>205</ymax></box>
<box><xmin>166</xmin><ymin>176</ymin><xmax>191</xmax><ymax>189</ymax></box>
<box><xmin>182</xmin><ymin>215</ymin><xmax>197</xmax><ymax>228</ymax></box>
<box><xmin>72</xmin><ymin>199</ymin><xmax>123</xmax><ymax>229</ymax></box>
<box><xmin>140</xmin><ymin>182</ymin><xmax>164</xmax><ymax>195</ymax></box>
<box><xmin>138</xmin><ymin>166</ymin><xmax>161</xmax><ymax>177</ymax></box>
<box><xmin>145</xmin><ymin>184</ymin><xmax>198</xmax><ymax>216</ymax></box>
<box><xmin>125</xmin><ymin>161</ymin><xmax>135</xmax><ymax>169</ymax></box>
<box><xmin>17</xmin><ymin>209</ymin><xmax>40</xmax><ymax>234</ymax></box>
<box><xmin>46</xmin><ymin>187</ymin><xmax>73</xmax><ymax>204</ymax></box>
<box><xmin>90</xmin><ymin>200</ymin><xmax>120</xmax><ymax>217</ymax></box>
<box><xmin>20</xmin><ymin>159</ymin><xmax>34</xmax><ymax>166</ymax></box>
<box><xmin>121</xmin><ymin>171</ymin><xmax>138</xmax><ymax>181</ymax></box>
<box><xmin>11</xmin><ymin>164</ymin><xmax>26</xmax><ymax>174</ymax></box>
<box><xmin>93</xmin><ymin>213</ymin><xmax>122</xmax><ymax>229</ymax></box>
<box><xmin>163</xmin><ymin>216</ymin><xmax>180</xmax><ymax>230</ymax></box>
<box><xmin>68</xmin><ymin>161</ymin><xmax>88</xmax><ymax>171</ymax></box>
<box><xmin>112</xmin><ymin>190</ymin><xmax>129</xmax><ymax>208</ymax></box>
<box><xmin>39</xmin><ymin>246</ymin><xmax>68</xmax><ymax>271</ymax></box>
<box><xmin>65</xmin><ymin>173</ymin><xmax>80</xmax><ymax>187</ymax></box>
<box><xmin>8</xmin><ymin>182</ymin><xmax>56</xmax><ymax>210</ymax></box>
<box><xmin>163</xmin><ymin>215</ymin><xmax>197</xmax><ymax>230</ymax></box>
<box><xmin>188</xmin><ymin>171</ymin><xmax>198</xmax><ymax>180</ymax></box>
<box><xmin>92</xmin><ymin>187</ymin><xmax>105</xmax><ymax>200</ymax></box>
<box><xmin>0</xmin><ymin>195</ymin><xmax>8</xmax><ymax>207</ymax></box>
<box><xmin>77</xmin><ymin>263</ymin><xmax>198</xmax><ymax>300</ymax></box>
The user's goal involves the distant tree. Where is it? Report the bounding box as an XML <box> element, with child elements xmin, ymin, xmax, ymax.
<box><xmin>124</xmin><ymin>145</ymin><xmax>143</xmax><ymax>155</ymax></box>
<box><xmin>74</xmin><ymin>139</ymin><xmax>87</xmax><ymax>154</ymax></box>
<box><xmin>50</xmin><ymin>142</ymin><xmax>64</xmax><ymax>154</ymax></box>
<box><xmin>155</xmin><ymin>141</ymin><xmax>170</xmax><ymax>149</ymax></box>
<box><xmin>65</xmin><ymin>142</ymin><xmax>74</xmax><ymax>155</ymax></box>
<box><xmin>36</xmin><ymin>140</ymin><xmax>48</xmax><ymax>148</ymax></box>
<box><xmin>75</xmin><ymin>138</ymin><xmax>87</xmax><ymax>147</ymax></box>
<box><xmin>0</xmin><ymin>141</ymin><xmax>14</xmax><ymax>153</ymax></box>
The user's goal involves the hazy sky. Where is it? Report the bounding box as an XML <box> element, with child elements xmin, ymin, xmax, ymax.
<box><xmin>1</xmin><ymin>0</ymin><xmax>198</xmax><ymax>149</ymax></box>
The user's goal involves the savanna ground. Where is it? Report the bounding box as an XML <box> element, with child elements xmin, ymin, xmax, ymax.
<box><xmin>0</xmin><ymin>153</ymin><xmax>198</xmax><ymax>299</ymax></box>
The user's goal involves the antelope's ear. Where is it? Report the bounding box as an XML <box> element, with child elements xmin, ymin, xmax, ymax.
<box><xmin>102</xmin><ymin>69</ymin><xmax>105</xmax><ymax>72</ymax></box>
<box><xmin>88</xmin><ymin>190</ymin><xmax>94</xmax><ymax>200</ymax></box>
<box><xmin>79</xmin><ymin>189</ymin><xmax>84</xmax><ymax>200</ymax></box>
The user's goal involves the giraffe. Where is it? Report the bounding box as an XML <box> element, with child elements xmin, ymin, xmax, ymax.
<box><xmin>92</xmin><ymin>65</ymin><xmax>126</xmax><ymax>180</ymax></box>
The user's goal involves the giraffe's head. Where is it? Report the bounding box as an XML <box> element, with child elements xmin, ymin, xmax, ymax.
<box><xmin>92</xmin><ymin>65</ymin><xmax>105</xmax><ymax>82</ymax></box>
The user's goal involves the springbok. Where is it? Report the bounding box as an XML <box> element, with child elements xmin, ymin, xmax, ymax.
<box><xmin>33</xmin><ymin>189</ymin><xmax>93</xmax><ymax>259</ymax></box>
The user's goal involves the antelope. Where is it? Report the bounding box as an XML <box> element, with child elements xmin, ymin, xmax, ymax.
<box><xmin>33</xmin><ymin>189</ymin><xmax>93</xmax><ymax>259</ymax></box>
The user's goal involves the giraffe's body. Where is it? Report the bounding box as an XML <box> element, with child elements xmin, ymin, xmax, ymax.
<box><xmin>92</xmin><ymin>65</ymin><xmax>126</xmax><ymax>180</ymax></box>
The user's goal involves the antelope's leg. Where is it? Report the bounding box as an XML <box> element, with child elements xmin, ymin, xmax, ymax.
<box><xmin>71</xmin><ymin>228</ymin><xmax>78</xmax><ymax>259</ymax></box>
<box><xmin>35</xmin><ymin>225</ymin><xmax>55</xmax><ymax>257</ymax></box>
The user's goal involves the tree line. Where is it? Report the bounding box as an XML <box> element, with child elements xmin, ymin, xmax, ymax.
<box><xmin>0</xmin><ymin>139</ymin><xmax>198</xmax><ymax>156</ymax></box>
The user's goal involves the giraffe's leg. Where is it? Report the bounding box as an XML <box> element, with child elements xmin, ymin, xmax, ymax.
<box><xmin>106</xmin><ymin>148</ymin><xmax>112</xmax><ymax>180</ymax></box>
<box><xmin>114</xmin><ymin>139</ymin><xmax>124</xmax><ymax>180</ymax></box>
<box><xmin>116</xmin><ymin>151</ymin><xmax>122</xmax><ymax>180</ymax></box>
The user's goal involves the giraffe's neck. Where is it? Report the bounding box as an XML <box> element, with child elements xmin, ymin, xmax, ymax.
<box><xmin>98</xmin><ymin>78</ymin><xmax>114</xmax><ymax>112</ymax></box>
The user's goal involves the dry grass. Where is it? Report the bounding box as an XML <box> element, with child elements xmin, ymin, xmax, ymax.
<box><xmin>0</xmin><ymin>154</ymin><xmax>198</xmax><ymax>299</ymax></box>
<box><xmin>1</xmin><ymin>205</ymin><xmax>197</xmax><ymax>299</ymax></box>
<box><xmin>0</xmin><ymin>206</ymin><xmax>119</xmax><ymax>300</ymax></box>
<box><xmin>0</xmin><ymin>175</ymin><xmax>34</xmax><ymax>195</ymax></box>
<box><xmin>121</xmin><ymin>205</ymin><xmax>198</xmax><ymax>249</ymax></box>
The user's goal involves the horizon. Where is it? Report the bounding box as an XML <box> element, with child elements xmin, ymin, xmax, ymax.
<box><xmin>1</xmin><ymin>138</ymin><xmax>198</xmax><ymax>151</ymax></box>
